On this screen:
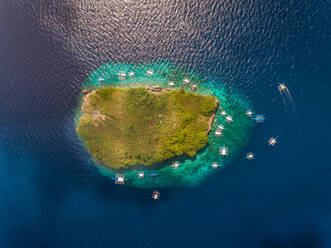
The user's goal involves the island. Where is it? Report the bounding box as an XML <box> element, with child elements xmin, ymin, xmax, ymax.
<box><xmin>74</xmin><ymin>62</ymin><xmax>253</xmax><ymax>189</ymax></box>
<box><xmin>76</xmin><ymin>86</ymin><xmax>218</xmax><ymax>169</ymax></box>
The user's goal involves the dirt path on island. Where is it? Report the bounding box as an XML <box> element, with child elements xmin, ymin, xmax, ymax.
<box><xmin>82</xmin><ymin>91</ymin><xmax>107</xmax><ymax>126</ymax></box>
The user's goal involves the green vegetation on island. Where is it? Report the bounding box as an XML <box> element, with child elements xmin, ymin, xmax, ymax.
<box><xmin>76</xmin><ymin>86</ymin><xmax>218</xmax><ymax>169</ymax></box>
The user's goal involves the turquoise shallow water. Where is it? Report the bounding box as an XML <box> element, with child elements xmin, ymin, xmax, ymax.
<box><xmin>76</xmin><ymin>62</ymin><xmax>254</xmax><ymax>189</ymax></box>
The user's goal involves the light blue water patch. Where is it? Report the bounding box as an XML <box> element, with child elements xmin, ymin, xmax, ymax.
<box><xmin>76</xmin><ymin>62</ymin><xmax>254</xmax><ymax>189</ymax></box>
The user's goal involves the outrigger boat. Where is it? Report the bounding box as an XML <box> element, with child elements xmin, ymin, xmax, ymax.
<box><xmin>255</xmin><ymin>115</ymin><xmax>265</xmax><ymax>123</ymax></box>
<box><xmin>113</xmin><ymin>174</ymin><xmax>125</xmax><ymax>185</ymax></box>
<box><xmin>171</xmin><ymin>161</ymin><xmax>180</xmax><ymax>169</ymax></box>
<box><xmin>278</xmin><ymin>83</ymin><xmax>287</xmax><ymax>92</ymax></box>
<box><xmin>246</xmin><ymin>153</ymin><xmax>254</xmax><ymax>160</ymax></box>
<box><xmin>212</xmin><ymin>162</ymin><xmax>220</xmax><ymax>169</ymax></box>
<box><xmin>268</xmin><ymin>137</ymin><xmax>277</xmax><ymax>146</ymax></box>
<box><xmin>146</xmin><ymin>70</ymin><xmax>154</xmax><ymax>77</ymax></box>
<box><xmin>226</xmin><ymin>115</ymin><xmax>233</xmax><ymax>123</ymax></box>
<box><xmin>137</xmin><ymin>171</ymin><xmax>144</xmax><ymax>178</ymax></box>
<box><xmin>246</xmin><ymin>110</ymin><xmax>253</xmax><ymax>118</ymax></box>
<box><xmin>219</xmin><ymin>146</ymin><xmax>228</xmax><ymax>156</ymax></box>
<box><xmin>152</xmin><ymin>190</ymin><xmax>160</xmax><ymax>200</ymax></box>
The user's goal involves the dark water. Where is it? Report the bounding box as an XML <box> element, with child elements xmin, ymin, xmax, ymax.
<box><xmin>0</xmin><ymin>1</ymin><xmax>330</xmax><ymax>247</ymax></box>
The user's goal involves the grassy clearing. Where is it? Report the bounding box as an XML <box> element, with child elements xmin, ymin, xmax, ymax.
<box><xmin>76</xmin><ymin>87</ymin><xmax>218</xmax><ymax>169</ymax></box>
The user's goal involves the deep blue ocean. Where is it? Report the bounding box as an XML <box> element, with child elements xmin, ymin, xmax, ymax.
<box><xmin>0</xmin><ymin>1</ymin><xmax>330</xmax><ymax>247</ymax></box>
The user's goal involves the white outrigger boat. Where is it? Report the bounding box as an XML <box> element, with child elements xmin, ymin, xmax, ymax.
<box><xmin>212</xmin><ymin>162</ymin><xmax>220</xmax><ymax>169</ymax></box>
<box><xmin>152</xmin><ymin>190</ymin><xmax>160</xmax><ymax>200</ymax></box>
<box><xmin>218</xmin><ymin>124</ymin><xmax>224</xmax><ymax>131</ymax></box>
<box><xmin>246</xmin><ymin>152</ymin><xmax>254</xmax><ymax>160</ymax></box>
<box><xmin>128</xmin><ymin>71</ymin><xmax>135</xmax><ymax>77</ymax></box>
<box><xmin>219</xmin><ymin>146</ymin><xmax>228</xmax><ymax>156</ymax></box>
<box><xmin>226</xmin><ymin>115</ymin><xmax>233</xmax><ymax>123</ymax></box>
<box><xmin>215</xmin><ymin>130</ymin><xmax>223</xmax><ymax>137</ymax></box>
<box><xmin>278</xmin><ymin>83</ymin><xmax>287</xmax><ymax>93</ymax></box>
<box><xmin>118</xmin><ymin>72</ymin><xmax>126</xmax><ymax>80</ymax></box>
<box><xmin>138</xmin><ymin>171</ymin><xmax>145</xmax><ymax>179</ymax></box>
<box><xmin>146</xmin><ymin>70</ymin><xmax>154</xmax><ymax>77</ymax></box>
<box><xmin>268</xmin><ymin>137</ymin><xmax>277</xmax><ymax>146</ymax></box>
<box><xmin>171</xmin><ymin>161</ymin><xmax>180</xmax><ymax>169</ymax></box>
<box><xmin>246</xmin><ymin>110</ymin><xmax>253</xmax><ymax>118</ymax></box>
<box><xmin>183</xmin><ymin>78</ymin><xmax>190</xmax><ymax>85</ymax></box>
